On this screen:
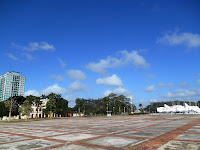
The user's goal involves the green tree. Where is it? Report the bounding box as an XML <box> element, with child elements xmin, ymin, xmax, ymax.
<box><xmin>4</xmin><ymin>97</ymin><xmax>17</xmax><ymax>122</ymax></box>
<box><xmin>19</xmin><ymin>100</ymin><xmax>33</xmax><ymax>121</ymax></box>
<box><xmin>41</xmin><ymin>94</ymin><xmax>46</xmax><ymax>99</ymax></box>
<box><xmin>56</xmin><ymin>98</ymin><xmax>68</xmax><ymax>115</ymax></box>
<box><xmin>0</xmin><ymin>102</ymin><xmax>7</xmax><ymax>117</ymax></box>
<box><xmin>26</xmin><ymin>95</ymin><xmax>36</xmax><ymax>104</ymax></box>
<box><xmin>139</xmin><ymin>103</ymin><xmax>143</xmax><ymax>113</ymax></box>
<box><xmin>46</xmin><ymin>96</ymin><xmax>56</xmax><ymax>119</ymax></box>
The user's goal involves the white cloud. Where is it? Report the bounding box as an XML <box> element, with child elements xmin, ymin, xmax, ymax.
<box><xmin>68</xmin><ymin>81</ymin><xmax>86</xmax><ymax>92</ymax></box>
<box><xmin>24</xmin><ymin>90</ymin><xmax>41</xmax><ymax>97</ymax></box>
<box><xmin>180</xmin><ymin>82</ymin><xmax>189</xmax><ymax>87</ymax></box>
<box><xmin>120</xmin><ymin>50</ymin><xmax>150</xmax><ymax>68</ymax></box>
<box><xmin>50</xmin><ymin>75</ymin><xmax>65</xmax><ymax>81</ymax></box>
<box><xmin>64</xmin><ymin>95</ymin><xmax>77</xmax><ymax>107</ymax></box>
<box><xmin>103</xmin><ymin>90</ymin><xmax>112</xmax><ymax>97</ymax></box>
<box><xmin>103</xmin><ymin>87</ymin><xmax>130</xmax><ymax>97</ymax></box>
<box><xmin>145</xmin><ymin>85</ymin><xmax>157</xmax><ymax>92</ymax></box>
<box><xmin>163</xmin><ymin>89</ymin><xmax>200</xmax><ymax>98</ymax></box>
<box><xmin>158</xmin><ymin>82</ymin><xmax>175</xmax><ymax>88</ymax></box>
<box><xmin>67</xmin><ymin>70</ymin><xmax>86</xmax><ymax>80</ymax></box>
<box><xmin>6</xmin><ymin>53</ymin><xmax>21</xmax><ymax>61</ymax></box>
<box><xmin>157</xmin><ymin>31</ymin><xmax>200</xmax><ymax>48</ymax></box>
<box><xmin>144</xmin><ymin>74</ymin><xmax>157</xmax><ymax>79</ymax></box>
<box><xmin>113</xmin><ymin>87</ymin><xmax>130</xmax><ymax>95</ymax></box>
<box><xmin>86</xmin><ymin>50</ymin><xmax>150</xmax><ymax>75</ymax></box>
<box><xmin>57</xmin><ymin>58</ymin><xmax>66</xmax><ymax>67</ymax></box>
<box><xmin>12</xmin><ymin>42</ymin><xmax>55</xmax><ymax>52</ymax></box>
<box><xmin>41</xmin><ymin>84</ymin><xmax>67</xmax><ymax>95</ymax></box>
<box><xmin>96</xmin><ymin>74</ymin><xmax>123</xmax><ymax>87</ymax></box>
<box><xmin>196</xmin><ymin>79</ymin><xmax>200</xmax><ymax>85</ymax></box>
<box><xmin>23</xmin><ymin>53</ymin><xmax>36</xmax><ymax>60</ymax></box>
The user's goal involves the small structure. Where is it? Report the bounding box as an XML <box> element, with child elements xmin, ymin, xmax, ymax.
<box><xmin>107</xmin><ymin>111</ymin><xmax>112</xmax><ymax>117</ymax></box>
<box><xmin>157</xmin><ymin>103</ymin><xmax>200</xmax><ymax>114</ymax></box>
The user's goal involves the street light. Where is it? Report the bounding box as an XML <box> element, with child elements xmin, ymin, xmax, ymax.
<box><xmin>106</xmin><ymin>104</ymin><xmax>108</xmax><ymax>115</ymax></box>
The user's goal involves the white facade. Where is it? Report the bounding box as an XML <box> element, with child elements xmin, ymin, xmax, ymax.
<box><xmin>0</xmin><ymin>71</ymin><xmax>25</xmax><ymax>102</ymax></box>
<box><xmin>157</xmin><ymin>103</ymin><xmax>200</xmax><ymax>114</ymax></box>
<box><xmin>29</xmin><ymin>99</ymin><xmax>49</xmax><ymax>118</ymax></box>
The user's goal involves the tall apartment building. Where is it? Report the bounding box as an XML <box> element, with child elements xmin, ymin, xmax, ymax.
<box><xmin>0</xmin><ymin>71</ymin><xmax>25</xmax><ymax>102</ymax></box>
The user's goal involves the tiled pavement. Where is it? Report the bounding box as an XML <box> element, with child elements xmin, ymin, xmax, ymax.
<box><xmin>0</xmin><ymin>114</ymin><xmax>200</xmax><ymax>150</ymax></box>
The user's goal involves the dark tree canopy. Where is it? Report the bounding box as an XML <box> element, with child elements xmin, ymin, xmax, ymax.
<box><xmin>73</xmin><ymin>93</ymin><xmax>135</xmax><ymax>115</ymax></box>
<box><xmin>0</xmin><ymin>102</ymin><xmax>7</xmax><ymax>117</ymax></box>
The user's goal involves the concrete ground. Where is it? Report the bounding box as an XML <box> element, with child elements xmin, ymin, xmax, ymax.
<box><xmin>0</xmin><ymin>114</ymin><xmax>200</xmax><ymax>150</ymax></box>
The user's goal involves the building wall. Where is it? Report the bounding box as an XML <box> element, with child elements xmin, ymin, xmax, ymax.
<box><xmin>0</xmin><ymin>71</ymin><xmax>25</xmax><ymax>102</ymax></box>
<box><xmin>29</xmin><ymin>99</ymin><xmax>48</xmax><ymax>118</ymax></box>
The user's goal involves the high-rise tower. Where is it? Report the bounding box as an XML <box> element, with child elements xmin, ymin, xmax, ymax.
<box><xmin>0</xmin><ymin>71</ymin><xmax>25</xmax><ymax>102</ymax></box>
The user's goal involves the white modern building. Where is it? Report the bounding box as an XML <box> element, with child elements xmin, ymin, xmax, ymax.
<box><xmin>0</xmin><ymin>71</ymin><xmax>25</xmax><ymax>102</ymax></box>
<box><xmin>157</xmin><ymin>103</ymin><xmax>200</xmax><ymax>114</ymax></box>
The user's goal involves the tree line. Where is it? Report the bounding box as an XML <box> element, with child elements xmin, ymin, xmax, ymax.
<box><xmin>73</xmin><ymin>93</ymin><xmax>137</xmax><ymax>115</ymax></box>
<box><xmin>0</xmin><ymin>93</ymin><xmax>68</xmax><ymax>121</ymax></box>
<box><xmin>0</xmin><ymin>93</ymin><xmax>136</xmax><ymax>120</ymax></box>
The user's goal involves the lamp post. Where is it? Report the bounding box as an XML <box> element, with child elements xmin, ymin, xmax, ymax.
<box><xmin>106</xmin><ymin>104</ymin><xmax>108</xmax><ymax>115</ymax></box>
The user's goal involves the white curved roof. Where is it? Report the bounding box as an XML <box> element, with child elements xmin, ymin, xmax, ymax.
<box><xmin>157</xmin><ymin>103</ymin><xmax>200</xmax><ymax>113</ymax></box>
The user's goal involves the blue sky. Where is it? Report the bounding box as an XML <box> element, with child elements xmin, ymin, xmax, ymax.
<box><xmin>1</xmin><ymin>0</ymin><xmax>200</xmax><ymax>107</ymax></box>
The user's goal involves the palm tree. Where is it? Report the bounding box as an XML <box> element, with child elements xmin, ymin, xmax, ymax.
<box><xmin>19</xmin><ymin>100</ymin><xmax>33</xmax><ymax>121</ymax></box>
<box><xmin>41</xmin><ymin>94</ymin><xmax>46</xmax><ymax>99</ymax></box>
<box><xmin>139</xmin><ymin>103</ymin><xmax>143</xmax><ymax>113</ymax></box>
<box><xmin>34</xmin><ymin>97</ymin><xmax>42</xmax><ymax>119</ymax></box>
<box><xmin>46</xmin><ymin>97</ymin><xmax>56</xmax><ymax>119</ymax></box>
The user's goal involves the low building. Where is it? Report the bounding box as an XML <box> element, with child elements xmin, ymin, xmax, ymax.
<box><xmin>29</xmin><ymin>99</ymin><xmax>49</xmax><ymax>118</ymax></box>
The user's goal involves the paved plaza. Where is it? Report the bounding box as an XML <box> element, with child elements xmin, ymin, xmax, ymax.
<box><xmin>0</xmin><ymin>114</ymin><xmax>200</xmax><ymax>150</ymax></box>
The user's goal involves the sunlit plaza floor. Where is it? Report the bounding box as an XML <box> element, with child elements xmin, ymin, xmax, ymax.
<box><xmin>0</xmin><ymin>114</ymin><xmax>200</xmax><ymax>150</ymax></box>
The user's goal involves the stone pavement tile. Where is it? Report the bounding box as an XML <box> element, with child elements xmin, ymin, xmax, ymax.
<box><xmin>0</xmin><ymin>133</ymin><xmax>10</xmax><ymax>136</ymax></box>
<box><xmin>84</xmin><ymin>129</ymin><xmax>122</xmax><ymax>134</ymax></box>
<box><xmin>119</xmin><ymin>130</ymin><xmax>165</xmax><ymax>138</ymax></box>
<box><xmin>85</xmin><ymin>136</ymin><xmax>146</xmax><ymax>148</ymax></box>
<box><xmin>51</xmin><ymin>144</ymin><xmax>106</xmax><ymax>150</ymax></box>
<box><xmin>110</xmin><ymin>126</ymin><xmax>138</xmax><ymax>130</ymax></box>
<box><xmin>187</xmin><ymin>128</ymin><xmax>200</xmax><ymax>133</ymax></box>
<box><xmin>28</xmin><ymin>131</ymin><xmax>64</xmax><ymax>137</ymax></box>
<box><xmin>193</xmin><ymin>124</ymin><xmax>200</xmax><ymax>128</ymax></box>
<box><xmin>156</xmin><ymin>140</ymin><xmax>200</xmax><ymax>150</ymax></box>
<box><xmin>0</xmin><ymin>128</ymin><xmax>14</xmax><ymax>132</ymax></box>
<box><xmin>90</xmin><ymin>126</ymin><xmax>109</xmax><ymax>129</ymax></box>
<box><xmin>0</xmin><ymin>135</ymin><xmax>30</xmax><ymax>143</ymax></box>
<box><xmin>141</xmin><ymin>127</ymin><xmax>175</xmax><ymax>132</ymax></box>
<box><xmin>0</xmin><ymin>139</ymin><xmax>61</xmax><ymax>150</ymax></box>
<box><xmin>175</xmin><ymin>133</ymin><xmax>200</xmax><ymax>141</ymax></box>
<box><xmin>154</xmin><ymin>124</ymin><xmax>183</xmax><ymax>128</ymax></box>
<box><xmin>51</xmin><ymin>133</ymin><xmax>99</xmax><ymax>142</ymax></box>
<box><xmin>58</xmin><ymin>128</ymin><xmax>88</xmax><ymax>132</ymax></box>
<box><xmin>8</xmin><ymin>129</ymin><xmax>43</xmax><ymax>134</ymax></box>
